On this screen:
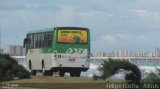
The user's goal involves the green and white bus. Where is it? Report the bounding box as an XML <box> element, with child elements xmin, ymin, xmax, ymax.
<box><xmin>23</xmin><ymin>27</ymin><xmax>90</xmax><ymax>77</ymax></box>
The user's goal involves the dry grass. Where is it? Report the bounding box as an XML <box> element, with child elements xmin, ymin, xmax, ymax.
<box><xmin>8</xmin><ymin>76</ymin><xmax>106</xmax><ymax>83</ymax></box>
<box><xmin>3</xmin><ymin>76</ymin><xmax>124</xmax><ymax>89</ymax></box>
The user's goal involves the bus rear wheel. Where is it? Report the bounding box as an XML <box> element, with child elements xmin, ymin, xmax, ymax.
<box><xmin>48</xmin><ymin>70</ymin><xmax>53</xmax><ymax>76</ymax></box>
<box><xmin>75</xmin><ymin>71</ymin><xmax>81</xmax><ymax>77</ymax></box>
<box><xmin>42</xmin><ymin>63</ymin><xmax>53</xmax><ymax>76</ymax></box>
<box><xmin>43</xmin><ymin>70</ymin><xmax>53</xmax><ymax>76</ymax></box>
<box><xmin>42</xmin><ymin>62</ymin><xmax>47</xmax><ymax>76</ymax></box>
<box><xmin>70</xmin><ymin>71</ymin><xmax>81</xmax><ymax>77</ymax></box>
<box><xmin>59</xmin><ymin>70</ymin><xmax>65</xmax><ymax>77</ymax></box>
<box><xmin>70</xmin><ymin>72</ymin><xmax>75</xmax><ymax>77</ymax></box>
<box><xmin>42</xmin><ymin>64</ymin><xmax>48</xmax><ymax>76</ymax></box>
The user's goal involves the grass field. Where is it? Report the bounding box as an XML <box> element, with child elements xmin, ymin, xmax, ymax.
<box><xmin>1</xmin><ymin>76</ymin><xmax>124</xmax><ymax>89</ymax></box>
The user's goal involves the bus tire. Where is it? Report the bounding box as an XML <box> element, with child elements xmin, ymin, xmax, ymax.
<box><xmin>70</xmin><ymin>72</ymin><xmax>76</xmax><ymax>77</ymax></box>
<box><xmin>29</xmin><ymin>60</ymin><xmax>36</xmax><ymax>75</ymax></box>
<box><xmin>42</xmin><ymin>61</ymin><xmax>47</xmax><ymax>76</ymax></box>
<box><xmin>75</xmin><ymin>71</ymin><xmax>81</xmax><ymax>77</ymax></box>
<box><xmin>43</xmin><ymin>70</ymin><xmax>53</xmax><ymax>76</ymax></box>
<box><xmin>29</xmin><ymin>60</ymin><xmax>32</xmax><ymax>70</ymax></box>
<box><xmin>42</xmin><ymin>65</ymin><xmax>47</xmax><ymax>76</ymax></box>
<box><xmin>48</xmin><ymin>70</ymin><xmax>53</xmax><ymax>76</ymax></box>
<box><xmin>32</xmin><ymin>70</ymin><xmax>37</xmax><ymax>75</ymax></box>
<box><xmin>43</xmin><ymin>71</ymin><xmax>49</xmax><ymax>76</ymax></box>
<box><xmin>59</xmin><ymin>70</ymin><xmax>65</xmax><ymax>77</ymax></box>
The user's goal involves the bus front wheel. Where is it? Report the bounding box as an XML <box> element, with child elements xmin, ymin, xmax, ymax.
<box><xmin>32</xmin><ymin>70</ymin><xmax>36</xmax><ymax>75</ymax></box>
<box><xmin>29</xmin><ymin>60</ymin><xmax>36</xmax><ymax>75</ymax></box>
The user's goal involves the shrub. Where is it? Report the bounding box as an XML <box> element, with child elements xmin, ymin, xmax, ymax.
<box><xmin>0</xmin><ymin>57</ymin><xmax>13</xmax><ymax>81</ymax></box>
<box><xmin>92</xmin><ymin>73</ymin><xmax>102</xmax><ymax>80</ymax></box>
<box><xmin>93</xmin><ymin>58</ymin><xmax>141</xmax><ymax>84</ymax></box>
<box><xmin>0</xmin><ymin>54</ymin><xmax>30</xmax><ymax>81</ymax></box>
<box><xmin>145</xmin><ymin>68</ymin><xmax>160</xmax><ymax>83</ymax></box>
<box><xmin>16</xmin><ymin>65</ymin><xmax>30</xmax><ymax>79</ymax></box>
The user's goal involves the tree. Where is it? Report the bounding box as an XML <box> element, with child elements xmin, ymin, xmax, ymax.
<box><xmin>93</xmin><ymin>58</ymin><xmax>141</xmax><ymax>84</ymax></box>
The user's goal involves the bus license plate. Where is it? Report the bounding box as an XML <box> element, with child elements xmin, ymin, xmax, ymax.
<box><xmin>69</xmin><ymin>59</ymin><xmax>75</xmax><ymax>62</ymax></box>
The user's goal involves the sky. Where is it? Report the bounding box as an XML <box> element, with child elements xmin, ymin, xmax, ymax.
<box><xmin>1</xmin><ymin>0</ymin><xmax>160</xmax><ymax>53</ymax></box>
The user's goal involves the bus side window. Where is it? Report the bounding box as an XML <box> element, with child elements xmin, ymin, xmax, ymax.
<box><xmin>26</xmin><ymin>34</ymin><xmax>31</xmax><ymax>48</ymax></box>
<box><xmin>35</xmin><ymin>34</ymin><xmax>38</xmax><ymax>48</ymax></box>
<box><xmin>47</xmin><ymin>33</ymin><xmax>52</xmax><ymax>47</ymax></box>
<box><xmin>48</xmin><ymin>33</ymin><xmax>52</xmax><ymax>46</ymax></box>
<box><xmin>32</xmin><ymin>34</ymin><xmax>35</xmax><ymax>48</ymax></box>
<box><xmin>44</xmin><ymin>33</ymin><xmax>47</xmax><ymax>47</ymax></box>
<box><xmin>47</xmin><ymin>32</ymin><xmax>52</xmax><ymax>47</ymax></box>
<box><xmin>41</xmin><ymin>33</ymin><xmax>45</xmax><ymax>47</ymax></box>
<box><xmin>37</xmin><ymin>33</ymin><xmax>40</xmax><ymax>48</ymax></box>
<box><xmin>29</xmin><ymin>34</ymin><xmax>33</xmax><ymax>48</ymax></box>
<box><xmin>43</xmin><ymin>32</ymin><xmax>52</xmax><ymax>47</ymax></box>
<box><xmin>33</xmin><ymin>34</ymin><xmax>37</xmax><ymax>48</ymax></box>
<box><xmin>39</xmin><ymin>33</ymin><xmax>42</xmax><ymax>48</ymax></box>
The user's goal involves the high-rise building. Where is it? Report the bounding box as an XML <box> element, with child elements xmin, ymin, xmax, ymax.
<box><xmin>152</xmin><ymin>47</ymin><xmax>160</xmax><ymax>57</ymax></box>
<box><xmin>3</xmin><ymin>45</ymin><xmax>24</xmax><ymax>56</ymax></box>
<box><xmin>117</xmin><ymin>48</ymin><xmax>128</xmax><ymax>57</ymax></box>
<box><xmin>134</xmin><ymin>51</ymin><xmax>143</xmax><ymax>57</ymax></box>
<box><xmin>129</xmin><ymin>51</ymin><xmax>134</xmax><ymax>57</ymax></box>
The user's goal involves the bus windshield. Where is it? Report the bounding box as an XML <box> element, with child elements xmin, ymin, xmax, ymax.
<box><xmin>58</xmin><ymin>29</ymin><xmax>88</xmax><ymax>44</ymax></box>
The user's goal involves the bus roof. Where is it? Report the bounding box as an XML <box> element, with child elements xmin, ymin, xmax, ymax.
<box><xmin>56</xmin><ymin>27</ymin><xmax>89</xmax><ymax>30</ymax></box>
<box><xmin>27</xmin><ymin>27</ymin><xmax>89</xmax><ymax>34</ymax></box>
<box><xmin>28</xmin><ymin>28</ymin><xmax>54</xmax><ymax>34</ymax></box>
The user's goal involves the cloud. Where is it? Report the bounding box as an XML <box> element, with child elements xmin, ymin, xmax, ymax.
<box><xmin>130</xmin><ymin>10</ymin><xmax>148</xmax><ymax>14</ymax></box>
<box><xmin>130</xmin><ymin>9</ymin><xmax>160</xmax><ymax>21</ymax></box>
<box><xmin>101</xmin><ymin>35</ymin><xmax>116</xmax><ymax>44</ymax></box>
<box><xmin>91</xmin><ymin>33</ymin><xmax>160</xmax><ymax>52</ymax></box>
<box><xmin>155</xmin><ymin>0</ymin><xmax>160</xmax><ymax>2</ymax></box>
<box><xmin>1</xmin><ymin>0</ymin><xmax>160</xmax><ymax>52</ymax></box>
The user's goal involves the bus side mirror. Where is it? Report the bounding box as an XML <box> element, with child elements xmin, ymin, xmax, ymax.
<box><xmin>23</xmin><ymin>38</ymin><xmax>30</xmax><ymax>48</ymax></box>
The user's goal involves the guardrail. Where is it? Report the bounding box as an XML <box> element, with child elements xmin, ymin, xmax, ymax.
<box><xmin>90</xmin><ymin>57</ymin><xmax>160</xmax><ymax>60</ymax></box>
<box><xmin>10</xmin><ymin>56</ymin><xmax>160</xmax><ymax>60</ymax></box>
<box><xmin>11</xmin><ymin>56</ymin><xmax>26</xmax><ymax>59</ymax></box>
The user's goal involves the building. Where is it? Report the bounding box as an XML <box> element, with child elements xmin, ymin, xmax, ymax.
<box><xmin>129</xmin><ymin>51</ymin><xmax>134</xmax><ymax>57</ymax></box>
<box><xmin>134</xmin><ymin>51</ymin><xmax>143</xmax><ymax>57</ymax></box>
<box><xmin>152</xmin><ymin>47</ymin><xmax>160</xmax><ymax>57</ymax></box>
<box><xmin>107</xmin><ymin>51</ymin><xmax>115</xmax><ymax>57</ymax></box>
<box><xmin>3</xmin><ymin>45</ymin><xmax>24</xmax><ymax>56</ymax></box>
<box><xmin>117</xmin><ymin>49</ymin><xmax>128</xmax><ymax>57</ymax></box>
